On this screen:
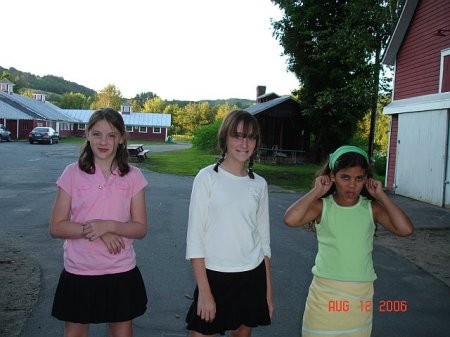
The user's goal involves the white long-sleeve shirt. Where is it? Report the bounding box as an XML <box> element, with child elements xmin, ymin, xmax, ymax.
<box><xmin>186</xmin><ymin>165</ymin><xmax>271</xmax><ymax>272</ymax></box>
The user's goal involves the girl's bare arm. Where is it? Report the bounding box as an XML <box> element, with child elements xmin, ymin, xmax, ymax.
<box><xmin>82</xmin><ymin>189</ymin><xmax>148</xmax><ymax>240</ymax></box>
<box><xmin>284</xmin><ymin>176</ymin><xmax>331</xmax><ymax>227</ymax></box>
<box><xmin>366</xmin><ymin>179</ymin><xmax>413</xmax><ymax>236</ymax></box>
<box><xmin>49</xmin><ymin>188</ymin><xmax>85</xmax><ymax>239</ymax></box>
<box><xmin>191</xmin><ymin>258</ymin><xmax>216</xmax><ymax>322</ymax></box>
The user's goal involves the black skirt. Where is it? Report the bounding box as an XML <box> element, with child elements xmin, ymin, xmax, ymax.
<box><xmin>186</xmin><ymin>261</ymin><xmax>271</xmax><ymax>335</ymax></box>
<box><xmin>52</xmin><ymin>266</ymin><xmax>147</xmax><ymax>324</ymax></box>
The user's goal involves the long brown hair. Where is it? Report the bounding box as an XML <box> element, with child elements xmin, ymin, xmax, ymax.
<box><xmin>213</xmin><ymin>109</ymin><xmax>261</xmax><ymax>179</ymax></box>
<box><xmin>78</xmin><ymin>108</ymin><xmax>130</xmax><ymax>176</ymax></box>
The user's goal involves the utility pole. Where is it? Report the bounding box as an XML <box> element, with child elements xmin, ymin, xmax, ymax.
<box><xmin>368</xmin><ymin>36</ymin><xmax>382</xmax><ymax>165</ymax></box>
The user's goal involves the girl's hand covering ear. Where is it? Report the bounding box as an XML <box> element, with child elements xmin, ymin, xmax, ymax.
<box><xmin>314</xmin><ymin>175</ymin><xmax>333</xmax><ymax>196</ymax></box>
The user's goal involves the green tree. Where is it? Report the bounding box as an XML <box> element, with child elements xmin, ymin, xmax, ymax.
<box><xmin>163</xmin><ymin>103</ymin><xmax>183</xmax><ymax>134</ymax></box>
<box><xmin>1</xmin><ymin>70</ymin><xmax>11</xmax><ymax>80</ymax></box>
<box><xmin>192</xmin><ymin>119</ymin><xmax>222</xmax><ymax>152</ymax></box>
<box><xmin>131</xmin><ymin>92</ymin><xmax>158</xmax><ymax>111</ymax></box>
<box><xmin>134</xmin><ymin>91</ymin><xmax>157</xmax><ymax>102</ymax></box>
<box><xmin>91</xmin><ymin>84</ymin><xmax>123</xmax><ymax>110</ymax></box>
<box><xmin>19</xmin><ymin>89</ymin><xmax>34</xmax><ymax>97</ymax></box>
<box><xmin>215</xmin><ymin>102</ymin><xmax>239</xmax><ymax>120</ymax></box>
<box><xmin>143</xmin><ymin>97</ymin><xmax>165</xmax><ymax>112</ymax></box>
<box><xmin>130</xmin><ymin>99</ymin><xmax>143</xmax><ymax>112</ymax></box>
<box><xmin>271</xmin><ymin>0</ymin><xmax>405</xmax><ymax>162</ymax></box>
<box><xmin>59</xmin><ymin>92</ymin><xmax>90</xmax><ymax>109</ymax></box>
<box><xmin>178</xmin><ymin>102</ymin><xmax>214</xmax><ymax>134</ymax></box>
<box><xmin>353</xmin><ymin>95</ymin><xmax>391</xmax><ymax>154</ymax></box>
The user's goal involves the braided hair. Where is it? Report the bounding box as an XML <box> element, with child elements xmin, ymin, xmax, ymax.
<box><xmin>213</xmin><ymin>110</ymin><xmax>260</xmax><ymax>179</ymax></box>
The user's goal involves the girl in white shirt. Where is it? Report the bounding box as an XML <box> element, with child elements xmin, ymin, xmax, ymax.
<box><xmin>185</xmin><ymin>110</ymin><xmax>273</xmax><ymax>337</ymax></box>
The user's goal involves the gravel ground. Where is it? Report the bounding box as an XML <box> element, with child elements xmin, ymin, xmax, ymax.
<box><xmin>0</xmin><ymin>237</ymin><xmax>40</xmax><ymax>337</ymax></box>
<box><xmin>374</xmin><ymin>227</ymin><xmax>450</xmax><ymax>287</ymax></box>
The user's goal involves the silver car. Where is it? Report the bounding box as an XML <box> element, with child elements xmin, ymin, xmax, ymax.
<box><xmin>28</xmin><ymin>127</ymin><xmax>60</xmax><ymax>144</ymax></box>
<box><xmin>0</xmin><ymin>124</ymin><xmax>11</xmax><ymax>141</ymax></box>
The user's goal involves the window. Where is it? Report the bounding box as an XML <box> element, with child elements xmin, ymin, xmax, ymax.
<box><xmin>153</xmin><ymin>127</ymin><xmax>161</xmax><ymax>134</ymax></box>
<box><xmin>139</xmin><ymin>126</ymin><xmax>147</xmax><ymax>133</ymax></box>
<box><xmin>126</xmin><ymin>125</ymin><xmax>133</xmax><ymax>132</ymax></box>
<box><xmin>440</xmin><ymin>49</ymin><xmax>450</xmax><ymax>93</ymax></box>
<box><xmin>78</xmin><ymin>123</ymin><xmax>86</xmax><ymax>130</ymax></box>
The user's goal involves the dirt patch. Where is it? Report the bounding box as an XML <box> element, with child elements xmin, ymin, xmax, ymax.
<box><xmin>0</xmin><ymin>238</ymin><xmax>41</xmax><ymax>337</ymax></box>
<box><xmin>374</xmin><ymin>228</ymin><xmax>450</xmax><ymax>287</ymax></box>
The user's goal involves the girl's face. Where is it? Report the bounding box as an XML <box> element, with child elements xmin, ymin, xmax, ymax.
<box><xmin>86</xmin><ymin>119</ymin><xmax>123</xmax><ymax>165</ymax></box>
<box><xmin>330</xmin><ymin>166</ymin><xmax>367</xmax><ymax>206</ymax></box>
<box><xmin>226</xmin><ymin>121</ymin><xmax>257</xmax><ymax>164</ymax></box>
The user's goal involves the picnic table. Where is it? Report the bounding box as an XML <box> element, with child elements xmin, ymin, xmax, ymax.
<box><xmin>127</xmin><ymin>144</ymin><xmax>149</xmax><ymax>162</ymax></box>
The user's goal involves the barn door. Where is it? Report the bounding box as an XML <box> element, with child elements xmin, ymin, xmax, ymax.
<box><xmin>396</xmin><ymin>109</ymin><xmax>447</xmax><ymax>206</ymax></box>
<box><xmin>445</xmin><ymin>110</ymin><xmax>450</xmax><ymax>208</ymax></box>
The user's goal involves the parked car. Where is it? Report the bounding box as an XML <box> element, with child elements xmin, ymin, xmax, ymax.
<box><xmin>0</xmin><ymin>124</ymin><xmax>11</xmax><ymax>142</ymax></box>
<box><xmin>28</xmin><ymin>127</ymin><xmax>59</xmax><ymax>144</ymax></box>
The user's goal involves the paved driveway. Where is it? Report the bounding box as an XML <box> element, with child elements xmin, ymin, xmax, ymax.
<box><xmin>0</xmin><ymin>141</ymin><xmax>449</xmax><ymax>337</ymax></box>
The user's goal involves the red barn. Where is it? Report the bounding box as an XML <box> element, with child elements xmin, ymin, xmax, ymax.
<box><xmin>382</xmin><ymin>0</ymin><xmax>450</xmax><ymax>207</ymax></box>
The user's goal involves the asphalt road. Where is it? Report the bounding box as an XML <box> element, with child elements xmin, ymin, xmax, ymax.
<box><xmin>0</xmin><ymin>141</ymin><xmax>449</xmax><ymax>337</ymax></box>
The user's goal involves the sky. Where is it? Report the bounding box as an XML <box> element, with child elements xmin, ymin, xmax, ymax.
<box><xmin>2</xmin><ymin>0</ymin><xmax>299</xmax><ymax>101</ymax></box>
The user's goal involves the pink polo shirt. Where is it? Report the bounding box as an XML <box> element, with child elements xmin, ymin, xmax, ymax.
<box><xmin>56</xmin><ymin>162</ymin><xmax>148</xmax><ymax>275</ymax></box>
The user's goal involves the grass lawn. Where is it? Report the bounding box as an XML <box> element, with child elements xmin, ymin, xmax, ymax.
<box><xmin>139</xmin><ymin>147</ymin><xmax>320</xmax><ymax>192</ymax></box>
<box><xmin>61</xmin><ymin>138</ymin><xmax>384</xmax><ymax>193</ymax></box>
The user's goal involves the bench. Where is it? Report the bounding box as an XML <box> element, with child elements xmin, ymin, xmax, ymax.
<box><xmin>137</xmin><ymin>149</ymin><xmax>150</xmax><ymax>162</ymax></box>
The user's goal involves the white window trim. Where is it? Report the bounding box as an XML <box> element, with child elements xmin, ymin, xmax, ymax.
<box><xmin>78</xmin><ymin>123</ymin><xmax>86</xmax><ymax>130</ymax></box>
<box><xmin>153</xmin><ymin>127</ymin><xmax>161</xmax><ymax>134</ymax></box>
<box><xmin>139</xmin><ymin>126</ymin><xmax>147</xmax><ymax>133</ymax></box>
<box><xmin>439</xmin><ymin>48</ymin><xmax>450</xmax><ymax>93</ymax></box>
<box><xmin>126</xmin><ymin>125</ymin><xmax>133</xmax><ymax>132</ymax></box>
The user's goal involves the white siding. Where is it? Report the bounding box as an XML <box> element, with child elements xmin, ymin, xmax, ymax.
<box><xmin>395</xmin><ymin>109</ymin><xmax>448</xmax><ymax>206</ymax></box>
<box><xmin>445</xmin><ymin>116</ymin><xmax>450</xmax><ymax>208</ymax></box>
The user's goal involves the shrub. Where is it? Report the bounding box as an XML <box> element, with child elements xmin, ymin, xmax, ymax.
<box><xmin>192</xmin><ymin>120</ymin><xmax>222</xmax><ymax>153</ymax></box>
<box><xmin>374</xmin><ymin>153</ymin><xmax>387</xmax><ymax>176</ymax></box>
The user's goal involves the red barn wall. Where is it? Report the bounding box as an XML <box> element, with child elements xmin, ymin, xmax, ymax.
<box><xmin>394</xmin><ymin>0</ymin><xmax>450</xmax><ymax>100</ymax></box>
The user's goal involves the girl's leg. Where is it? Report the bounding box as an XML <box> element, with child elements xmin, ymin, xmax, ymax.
<box><xmin>108</xmin><ymin>321</ymin><xmax>133</xmax><ymax>337</ymax></box>
<box><xmin>230</xmin><ymin>325</ymin><xmax>252</xmax><ymax>337</ymax></box>
<box><xmin>190</xmin><ymin>331</ymin><xmax>215</xmax><ymax>337</ymax></box>
<box><xmin>64</xmin><ymin>322</ymin><xmax>89</xmax><ymax>337</ymax></box>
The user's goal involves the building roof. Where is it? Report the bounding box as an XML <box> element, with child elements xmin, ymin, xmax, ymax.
<box><xmin>245</xmin><ymin>95</ymin><xmax>296</xmax><ymax>115</ymax></box>
<box><xmin>11</xmin><ymin>93</ymin><xmax>76</xmax><ymax>122</ymax></box>
<box><xmin>0</xmin><ymin>91</ymin><xmax>76</xmax><ymax>122</ymax></box>
<box><xmin>63</xmin><ymin>110</ymin><xmax>172</xmax><ymax>127</ymax></box>
<box><xmin>0</xmin><ymin>100</ymin><xmax>34</xmax><ymax>120</ymax></box>
<box><xmin>0</xmin><ymin>78</ymin><xmax>14</xmax><ymax>85</ymax></box>
<box><xmin>257</xmin><ymin>92</ymin><xmax>280</xmax><ymax>101</ymax></box>
<box><xmin>0</xmin><ymin>92</ymin><xmax>43</xmax><ymax>119</ymax></box>
<box><xmin>382</xmin><ymin>0</ymin><xmax>420</xmax><ymax>66</ymax></box>
<box><xmin>383</xmin><ymin>92</ymin><xmax>450</xmax><ymax>114</ymax></box>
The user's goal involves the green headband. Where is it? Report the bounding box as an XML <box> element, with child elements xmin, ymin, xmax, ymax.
<box><xmin>329</xmin><ymin>145</ymin><xmax>369</xmax><ymax>170</ymax></box>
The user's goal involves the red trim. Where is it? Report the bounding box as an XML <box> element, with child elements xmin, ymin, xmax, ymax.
<box><xmin>386</xmin><ymin>115</ymin><xmax>398</xmax><ymax>191</ymax></box>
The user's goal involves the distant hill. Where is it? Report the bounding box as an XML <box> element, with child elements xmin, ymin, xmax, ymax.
<box><xmin>0</xmin><ymin>66</ymin><xmax>96</xmax><ymax>98</ymax></box>
<box><xmin>0</xmin><ymin>66</ymin><xmax>255</xmax><ymax>108</ymax></box>
<box><xmin>167</xmin><ymin>98</ymin><xmax>254</xmax><ymax>109</ymax></box>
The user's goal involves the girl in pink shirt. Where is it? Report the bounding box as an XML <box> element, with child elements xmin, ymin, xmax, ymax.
<box><xmin>50</xmin><ymin>108</ymin><xmax>148</xmax><ymax>337</ymax></box>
